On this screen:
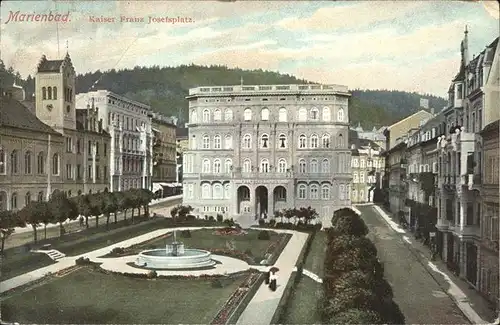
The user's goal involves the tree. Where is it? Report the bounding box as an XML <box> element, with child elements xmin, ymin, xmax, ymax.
<box><xmin>137</xmin><ymin>189</ymin><xmax>154</xmax><ymax>217</ymax></box>
<box><xmin>18</xmin><ymin>202</ymin><xmax>42</xmax><ymax>242</ymax></box>
<box><xmin>36</xmin><ymin>201</ymin><xmax>53</xmax><ymax>239</ymax></box>
<box><xmin>323</xmin><ymin>286</ymin><xmax>378</xmax><ymax>318</ymax></box>
<box><xmin>330</xmin><ymin>208</ymin><xmax>368</xmax><ymax>237</ymax></box>
<box><xmin>49</xmin><ymin>190</ymin><xmax>78</xmax><ymax>236</ymax></box>
<box><xmin>87</xmin><ymin>194</ymin><xmax>104</xmax><ymax>227</ymax></box>
<box><xmin>327</xmin><ymin>308</ymin><xmax>382</xmax><ymax>324</ymax></box>
<box><xmin>0</xmin><ymin>211</ymin><xmax>25</xmax><ymax>254</ymax></box>
<box><xmin>72</xmin><ymin>194</ymin><xmax>92</xmax><ymax>228</ymax></box>
<box><xmin>303</xmin><ymin>206</ymin><xmax>318</xmax><ymax>224</ymax></box>
<box><xmin>102</xmin><ymin>190</ymin><xmax>118</xmax><ymax>229</ymax></box>
<box><xmin>273</xmin><ymin>210</ymin><xmax>284</xmax><ymax>223</ymax></box>
<box><xmin>125</xmin><ymin>189</ymin><xmax>139</xmax><ymax>221</ymax></box>
<box><xmin>114</xmin><ymin>191</ymin><xmax>131</xmax><ymax>221</ymax></box>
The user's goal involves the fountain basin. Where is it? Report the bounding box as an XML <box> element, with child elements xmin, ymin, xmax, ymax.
<box><xmin>134</xmin><ymin>248</ymin><xmax>216</xmax><ymax>269</ymax></box>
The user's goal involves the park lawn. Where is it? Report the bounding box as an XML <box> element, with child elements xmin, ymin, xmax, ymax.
<box><xmin>1</xmin><ymin>267</ymin><xmax>244</xmax><ymax>324</ymax></box>
<box><xmin>281</xmin><ymin>277</ymin><xmax>323</xmax><ymax>324</ymax></box>
<box><xmin>303</xmin><ymin>230</ymin><xmax>327</xmax><ymax>277</ymax></box>
<box><xmin>106</xmin><ymin>229</ymin><xmax>284</xmax><ymax>263</ymax></box>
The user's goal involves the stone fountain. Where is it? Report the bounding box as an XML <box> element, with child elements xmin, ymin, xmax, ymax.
<box><xmin>134</xmin><ymin>230</ymin><xmax>216</xmax><ymax>269</ymax></box>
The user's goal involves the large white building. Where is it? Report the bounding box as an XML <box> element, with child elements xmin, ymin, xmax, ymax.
<box><xmin>75</xmin><ymin>90</ymin><xmax>153</xmax><ymax>192</ymax></box>
<box><xmin>182</xmin><ymin>84</ymin><xmax>352</xmax><ymax>226</ymax></box>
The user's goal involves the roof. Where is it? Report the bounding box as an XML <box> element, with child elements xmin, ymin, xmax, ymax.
<box><xmin>452</xmin><ymin>63</ymin><xmax>466</xmax><ymax>82</ymax></box>
<box><xmin>387</xmin><ymin>110</ymin><xmax>433</xmax><ymax>130</ymax></box>
<box><xmin>37</xmin><ymin>59</ymin><xmax>63</xmax><ymax>73</ymax></box>
<box><xmin>176</xmin><ymin>127</ymin><xmax>188</xmax><ymax>138</ymax></box>
<box><xmin>20</xmin><ymin>100</ymin><xmax>35</xmax><ymax>113</ymax></box>
<box><xmin>350</xmin><ymin>129</ymin><xmax>382</xmax><ymax>155</ymax></box>
<box><xmin>485</xmin><ymin>37</ymin><xmax>499</xmax><ymax>63</ymax></box>
<box><xmin>479</xmin><ymin>119</ymin><xmax>499</xmax><ymax>136</ymax></box>
<box><xmin>383</xmin><ymin>140</ymin><xmax>406</xmax><ymax>156</ymax></box>
<box><xmin>0</xmin><ymin>96</ymin><xmax>59</xmax><ymax>134</ymax></box>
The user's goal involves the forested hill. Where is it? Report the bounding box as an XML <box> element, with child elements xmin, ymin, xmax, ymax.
<box><xmin>1</xmin><ymin>61</ymin><xmax>446</xmax><ymax>128</ymax></box>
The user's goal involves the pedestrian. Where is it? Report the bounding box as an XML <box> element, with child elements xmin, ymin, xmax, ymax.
<box><xmin>265</xmin><ymin>267</ymin><xmax>271</xmax><ymax>284</ymax></box>
<box><xmin>269</xmin><ymin>271</ymin><xmax>277</xmax><ymax>292</ymax></box>
<box><xmin>79</xmin><ymin>216</ymin><xmax>84</xmax><ymax>227</ymax></box>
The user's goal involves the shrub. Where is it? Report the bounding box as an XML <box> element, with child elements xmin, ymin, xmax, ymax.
<box><xmin>244</xmin><ymin>248</ymin><xmax>253</xmax><ymax>256</ymax></box>
<box><xmin>110</xmin><ymin>247</ymin><xmax>125</xmax><ymax>255</ymax></box>
<box><xmin>328</xmin><ymin>308</ymin><xmax>382</xmax><ymax>324</ymax></box>
<box><xmin>268</xmin><ymin>219</ymin><xmax>276</xmax><ymax>227</ymax></box>
<box><xmin>181</xmin><ymin>230</ymin><xmax>192</xmax><ymax>238</ymax></box>
<box><xmin>216</xmin><ymin>214</ymin><xmax>224</xmax><ymax>222</ymax></box>
<box><xmin>186</xmin><ymin>214</ymin><xmax>196</xmax><ymax>221</ymax></box>
<box><xmin>75</xmin><ymin>257</ymin><xmax>90</xmax><ymax>265</ymax></box>
<box><xmin>258</xmin><ymin>218</ymin><xmax>266</xmax><ymax>226</ymax></box>
<box><xmin>258</xmin><ymin>230</ymin><xmax>270</xmax><ymax>240</ymax></box>
<box><xmin>208</xmin><ymin>215</ymin><xmax>215</xmax><ymax>222</ymax></box>
<box><xmin>223</xmin><ymin>218</ymin><xmax>235</xmax><ymax>227</ymax></box>
<box><xmin>147</xmin><ymin>270</ymin><xmax>157</xmax><ymax>279</ymax></box>
<box><xmin>330</xmin><ymin>208</ymin><xmax>368</xmax><ymax>237</ymax></box>
<box><xmin>205</xmin><ymin>215</ymin><xmax>209</xmax><ymax>220</ymax></box>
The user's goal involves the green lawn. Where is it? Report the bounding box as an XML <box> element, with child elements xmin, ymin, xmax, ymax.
<box><xmin>104</xmin><ymin>229</ymin><xmax>284</xmax><ymax>264</ymax></box>
<box><xmin>303</xmin><ymin>230</ymin><xmax>327</xmax><ymax>277</ymax></box>
<box><xmin>1</xmin><ymin>267</ymin><xmax>244</xmax><ymax>324</ymax></box>
<box><xmin>281</xmin><ymin>277</ymin><xmax>323</xmax><ymax>324</ymax></box>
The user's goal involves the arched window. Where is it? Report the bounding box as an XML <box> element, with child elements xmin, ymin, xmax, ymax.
<box><xmin>339</xmin><ymin>184</ymin><xmax>345</xmax><ymax>200</ymax></box>
<box><xmin>279</xmin><ymin>107</ymin><xmax>287</xmax><ymax>122</ymax></box>
<box><xmin>225</xmin><ymin>109</ymin><xmax>233</xmax><ymax>121</ymax></box>
<box><xmin>214</xmin><ymin>134</ymin><xmax>222</xmax><ymax>149</ymax></box>
<box><xmin>224</xmin><ymin>183</ymin><xmax>231</xmax><ymax>199</ymax></box>
<box><xmin>352</xmin><ymin>189</ymin><xmax>358</xmax><ymax>200</ymax></box>
<box><xmin>53</xmin><ymin>87</ymin><xmax>58</xmax><ymax>100</ymax></box>
<box><xmin>47</xmin><ymin>86</ymin><xmax>52</xmax><ymax>100</ymax></box>
<box><xmin>310</xmin><ymin>159</ymin><xmax>318</xmax><ymax>173</ymax></box>
<box><xmin>299</xmin><ymin>159</ymin><xmax>307</xmax><ymax>173</ymax></box>
<box><xmin>322</xmin><ymin>134</ymin><xmax>331</xmax><ymax>148</ymax></box>
<box><xmin>11</xmin><ymin>193</ymin><xmax>17</xmax><ymax>209</ymax></box>
<box><xmin>243</xmin><ymin>159</ymin><xmax>251</xmax><ymax>173</ymax></box>
<box><xmin>310</xmin><ymin>134</ymin><xmax>319</xmax><ymax>148</ymax></box>
<box><xmin>202</xmin><ymin>159</ymin><xmax>211</xmax><ymax>173</ymax></box>
<box><xmin>10</xmin><ymin>150</ymin><xmax>18</xmax><ymax>174</ymax></box>
<box><xmin>242</xmin><ymin>134</ymin><xmax>252</xmax><ymax>149</ymax></box>
<box><xmin>213</xmin><ymin>159</ymin><xmax>221</xmax><ymax>173</ymax></box>
<box><xmin>202</xmin><ymin>135</ymin><xmax>210</xmax><ymax>149</ymax></box>
<box><xmin>201</xmin><ymin>183</ymin><xmax>211</xmax><ymax>199</ymax></box>
<box><xmin>24</xmin><ymin>151</ymin><xmax>32</xmax><ymax>174</ymax></box>
<box><xmin>353</xmin><ymin>172</ymin><xmax>358</xmax><ymax>183</ymax></box>
<box><xmin>261</xmin><ymin>108</ymin><xmax>269</xmax><ymax>121</ymax></box>
<box><xmin>298</xmin><ymin>184</ymin><xmax>307</xmax><ymax>199</ymax></box>
<box><xmin>337</xmin><ymin>134</ymin><xmax>344</xmax><ymax>148</ymax></box>
<box><xmin>202</xmin><ymin>109</ymin><xmax>210</xmax><ymax>122</ymax></box>
<box><xmin>42</xmin><ymin>87</ymin><xmax>47</xmax><ymax>100</ymax></box>
<box><xmin>214</xmin><ymin>109</ymin><xmax>222</xmax><ymax>121</ymax></box>
<box><xmin>298</xmin><ymin>134</ymin><xmax>307</xmax><ymax>149</ymax></box>
<box><xmin>260</xmin><ymin>134</ymin><xmax>269</xmax><ymax>149</ymax></box>
<box><xmin>310</xmin><ymin>107</ymin><xmax>319</xmax><ymax>120</ymax></box>
<box><xmin>337</xmin><ymin>107</ymin><xmax>345</xmax><ymax>122</ymax></box>
<box><xmin>321</xmin><ymin>159</ymin><xmax>330</xmax><ymax>173</ymax></box>
<box><xmin>321</xmin><ymin>184</ymin><xmax>330</xmax><ymax>199</ymax></box>
<box><xmin>323</xmin><ymin>106</ymin><xmax>331</xmax><ymax>121</ymax></box>
<box><xmin>224</xmin><ymin>135</ymin><xmax>232</xmax><ymax>149</ymax></box>
<box><xmin>310</xmin><ymin>184</ymin><xmax>319</xmax><ymax>199</ymax></box>
<box><xmin>224</xmin><ymin>159</ymin><xmax>232</xmax><ymax>173</ymax></box>
<box><xmin>0</xmin><ymin>147</ymin><xmax>5</xmax><ymax>175</ymax></box>
<box><xmin>191</xmin><ymin>135</ymin><xmax>197</xmax><ymax>149</ymax></box>
<box><xmin>278</xmin><ymin>158</ymin><xmax>287</xmax><ymax>173</ymax></box>
<box><xmin>191</xmin><ymin>110</ymin><xmax>198</xmax><ymax>123</ymax></box>
<box><xmin>260</xmin><ymin>158</ymin><xmax>269</xmax><ymax>173</ymax></box>
<box><xmin>244</xmin><ymin>108</ymin><xmax>252</xmax><ymax>121</ymax></box>
<box><xmin>298</xmin><ymin>108</ymin><xmax>307</xmax><ymax>121</ymax></box>
<box><xmin>278</xmin><ymin>134</ymin><xmax>287</xmax><ymax>149</ymax></box>
<box><xmin>25</xmin><ymin>192</ymin><xmax>31</xmax><ymax>206</ymax></box>
<box><xmin>213</xmin><ymin>183</ymin><xmax>223</xmax><ymax>199</ymax></box>
<box><xmin>38</xmin><ymin>191</ymin><xmax>44</xmax><ymax>201</ymax></box>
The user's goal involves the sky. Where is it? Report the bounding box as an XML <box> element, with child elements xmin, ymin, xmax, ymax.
<box><xmin>1</xmin><ymin>0</ymin><xmax>499</xmax><ymax>97</ymax></box>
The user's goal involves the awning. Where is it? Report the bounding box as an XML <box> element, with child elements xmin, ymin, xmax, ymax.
<box><xmin>152</xmin><ymin>183</ymin><xmax>164</xmax><ymax>192</ymax></box>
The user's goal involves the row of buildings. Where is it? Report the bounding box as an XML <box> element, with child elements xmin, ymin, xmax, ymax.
<box><xmin>381</xmin><ymin>30</ymin><xmax>499</xmax><ymax>308</ymax></box>
<box><xmin>0</xmin><ymin>53</ymin><xmax>179</xmax><ymax>212</ymax></box>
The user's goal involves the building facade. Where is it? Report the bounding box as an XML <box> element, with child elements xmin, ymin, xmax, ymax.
<box><xmin>151</xmin><ymin>113</ymin><xmax>177</xmax><ymax>183</ymax></box>
<box><xmin>75</xmin><ymin>90</ymin><xmax>153</xmax><ymax>192</ymax></box>
<box><xmin>182</xmin><ymin>84</ymin><xmax>352</xmax><ymax>226</ymax></box>
<box><xmin>352</xmin><ymin>123</ymin><xmax>387</xmax><ymax>150</ymax></box>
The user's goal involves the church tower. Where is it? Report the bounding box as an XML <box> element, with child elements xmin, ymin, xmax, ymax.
<box><xmin>35</xmin><ymin>52</ymin><xmax>77</xmax><ymax>133</ymax></box>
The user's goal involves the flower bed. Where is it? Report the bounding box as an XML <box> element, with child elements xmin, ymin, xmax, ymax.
<box><xmin>213</xmin><ymin>227</ymin><xmax>247</xmax><ymax>236</ymax></box>
<box><xmin>208</xmin><ymin>248</ymin><xmax>254</xmax><ymax>264</ymax></box>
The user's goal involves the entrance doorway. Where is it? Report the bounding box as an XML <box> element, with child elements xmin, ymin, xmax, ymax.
<box><xmin>466</xmin><ymin>243</ymin><xmax>478</xmax><ymax>286</ymax></box>
<box><xmin>237</xmin><ymin>186</ymin><xmax>250</xmax><ymax>214</ymax></box>
<box><xmin>255</xmin><ymin>186</ymin><xmax>268</xmax><ymax>218</ymax></box>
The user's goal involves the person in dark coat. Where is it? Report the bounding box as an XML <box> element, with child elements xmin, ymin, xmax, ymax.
<box><xmin>265</xmin><ymin>267</ymin><xmax>271</xmax><ymax>284</ymax></box>
<box><xmin>269</xmin><ymin>272</ymin><xmax>277</xmax><ymax>291</ymax></box>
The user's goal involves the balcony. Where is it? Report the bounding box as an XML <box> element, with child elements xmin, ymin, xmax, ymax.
<box><xmin>233</xmin><ymin>171</ymin><xmax>295</xmax><ymax>179</ymax></box>
<box><xmin>449</xmin><ymin>224</ymin><xmax>481</xmax><ymax>239</ymax></box>
<box><xmin>436</xmin><ymin>219</ymin><xmax>451</xmax><ymax>231</ymax></box>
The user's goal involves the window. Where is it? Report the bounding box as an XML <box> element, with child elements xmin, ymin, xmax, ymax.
<box><xmin>77</xmin><ymin>164</ymin><xmax>81</xmax><ymax>179</ymax></box>
<box><xmin>323</xmin><ymin>107</ymin><xmax>331</xmax><ymax>121</ymax></box>
<box><xmin>88</xmin><ymin>165</ymin><xmax>92</xmax><ymax>179</ymax></box>
<box><xmin>310</xmin><ymin>159</ymin><xmax>318</xmax><ymax>173</ymax></box>
<box><xmin>202</xmin><ymin>159</ymin><xmax>210</xmax><ymax>173</ymax></box>
<box><xmin>321</xmin><ymin>184</ymin><xmax>330</xmax><ymax>199</ymax></box>
<box><xmin>243</xmin><ymin>159</ymin><xmax>251</xmax><ymax>173</ymax></box>
<box><xmin>261</xmin><ymin>134</ymin><xmax>269</xmax><ymax>149</ymax></box>
<box><xmin>42</xmin><ymin>87</ymin><xmax>47</xmax><ymax>100</ymax></box>
<box><xmin>337</xmin><ymin>108</ymin><xmax>345</xmax><ymax>122</ymax></box>
<box><xmin>298</xmin><ymin>108</ymin><xmax>307</xmax><ymax>121</ymax></box>
<box><xmin>279</xmin><ymin>107</ymin><xmax>287</xmax><ymax>122</ymax></box>
<box><xmin>0</xmin><ymin>148</ymin><xmax>5</xmax><ymax>174</ymax></box>
<box><xmin>321</xmin><ymin>159</ymin><xmax>330</xmax><ymax>173</ymax></box>
<box><xmin>11</xmin><ymin>193</ymin><xmax>17</xmax><ymax>210</ymax></box>
<box><xmin>47</xmin><ymin>86</ymin><xmax>52</xmax><ymax>100</ymax></box>
<box><xmin>10</xmin><ymin>150</ymin><xmax>18</xmax><ymax>174</ymax></box>
<box><xmin>24</xmin><ymin>151</ymin><xmax>32</xmax><ymax>174</ymax></box>
<box><xmin>224</xmin><ymin>109</ymin><xmax>233</xmax><ymax>121</ymax></box>
<box><xmin>214</xmin><ymin>109</ymin><xmax>222</xmax><ymax>121</ymax></box>
<box><xmin>38</xmin><ymin>191</ymin><xmax>44</xmax><ymax>201</ymax></box>
<box><xmin>242</xmin><ymin>134</ymin><xmax>252</xmax><ymax>149</ymax></box>
<box><xmin>214</xmin><ymin>135</ymin><xmax>222</xmax><ymax>149</ymax></box>
<box><xmin>244</xmin><ymin>108</ymin><xmax>252</xmax><ymax>121</ymax></box>
<box><xmin>360</xmin><ymin>159</ymin><xmax>365</xmax><ymax>168</ymax></box>
<box><xmin>298</xmin><ymin>184</ymin><xmax>307</xmax><ymax>199</ymax></box>
<box><xmin>260</xmin><ymin>159</ymin><xmax>269</xmax><ymax>173</ymax></box>
<box><xmin>310</xmin><ymin>107</ymin><xmax>319</xmax><ymax>120</ymax></box>
<box><xmin>53</xmin><ymin>87</ymin><xmax>58</xmax><ymax>100</ymax></box>
<box><xmin>278</xmin><ymin>159</ymin><xmax>287</xmax><ymax>173</ymax></box>
<box><xmin>213</xmin><ymin>159</ymin><xmax>221</xmax><ymax>174</ymax></box>
<box><xmin>213</xmin><ymin>184</ymin><xmax>223</xmax><ymax>199</ymax></box>
<box><xmin>24</xmin><ymin>192</ymin><xmax>31</xmax><ymax>206</ymax></box>
<box><xmin>191</xmin><ymin>136</ymin><xmax>197</xmax><ymax>149</ymax></box>
<box><xmin>360</xmin><ymin>172</ymin><xmax>365</xmax><ymax>183</ymax></box>
<box><xmin>191</xmin><ymin>110</ymin><xmax>197</xmax><ymax>123</ymax></box>
<box><xmin>352</xmin><ymin>158</ymin><xmax>359</xmax><ymax>167</ymax></box>
<box><xmin>352</xmin><ymin>189</ymin><xmax>358</xmax><ymax>200</ymax></box>
<box><xmin>337</xmin><ymin>134</ymin><xmax>343</xmax><ymax>148</ymax></box>
<box><xmin>261</xmin><ymin>108</ymin><xmax>269</xmax><ymax>121</ymax></box>
<box><xmin>202</xmin><ymin>109</ymin><xmax>210</xmax><ymax>122</ymax></box>
<box><xmin>310</xmin><ymin>184</ymin><xmax>319</xmax><ymax>199</ymax></box>
<box><xmin>310</xmin><ymin>134</ymin><xmax>319</xmax><ymax>148</ymax></box>
<box><xmin>339</xmin><ymin>185</ymin><xmax>345</xmax><ymax>200</ymax></box>
<box><xmin>353</xmin><ymin>172</ymin><xmax>358</xmax><ymax>183</ymax></box>
<box><xmin>322</xmin><ymin>134</ymin><xmax>331</xmax><ymax>148</ymax></box>
<box><xmin>88</xmin><ymin>140</ymin><xmax>92</xmax><ymax>155</ymax></box>
<box><xmin>224</xmin><ymin>135</ymin><xmax>232</xmax><ymax>149</ymax></box>
<box><xmin>278</xmin><ymin>134</ymin><xmax>287</xmax><ymax>149</ymax></box>
<box><xmin>224</xmin><ymin>159</ymin><xmax>232</xmax><ymax>173</ymax></box>
<box><xmin>224</xmin><ymin>183</ymin><xmax>231</xmax><ymax>199</ymax></box>
<box><xmin>298</xmin><ymin>134</ymin><xmax>307</xmax><ymax>149</ymax></box>
<box><xmin>202</xmin><ymin>135</ymin><xmax>210</xmax><ymax>149</ymax></box>
<box><xmin>202</xmin><ymin>183</ymin><xmax>211</xmax><ymax>199</ymax></box>
<box><xmin>66</xmin><ymin>164</ymin><xmax>73</xmax><ymax>179</ymax></box>
<box><xmin>367</xmin><ymin>159</ymin><xmax>372</xmax><ymax>168</ymax></box>
<box><xmin>299</xmin><ymin>159</ymin><xmax>307</xmax><ymax>173</ymax></box>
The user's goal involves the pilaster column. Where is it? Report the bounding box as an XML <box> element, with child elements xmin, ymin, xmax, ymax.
<box><xmin>268</xmin><ymin>188</ymin><xmax>274</xmax><ymax>215</ymax></box>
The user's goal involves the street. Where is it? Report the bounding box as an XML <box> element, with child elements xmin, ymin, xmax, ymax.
<box><xmin>357</xmin><ymin>205</ymin><xmax>470</xmax><ymax>324</ymax></box>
